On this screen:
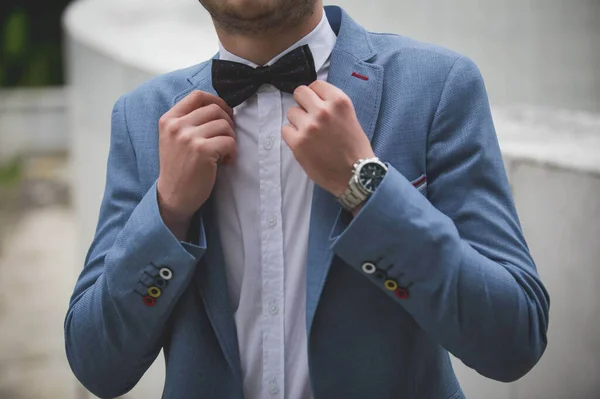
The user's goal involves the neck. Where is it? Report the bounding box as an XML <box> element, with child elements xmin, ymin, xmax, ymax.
<box><xmin>215</xmin><ymin>6</ymin><xmax>323</xmax><ymax>66</ymax></box>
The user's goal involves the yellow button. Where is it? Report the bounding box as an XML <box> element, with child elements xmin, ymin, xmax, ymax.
<box><xmin>384</xmin><ymin>279</ymin><xmax>398</xmax><ymax>291</ymax></box>
<box><xmin>148</xmin><ymin>286</ymin><xmax>162</xmax><ymax>298</ymax></box>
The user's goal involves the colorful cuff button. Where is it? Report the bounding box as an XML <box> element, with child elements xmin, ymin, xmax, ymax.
<box><xmin>154</xmin><ymin>277</ymin><xmax>167</xmax><ymax>288</ymax></box>
<box><xmin>384</xmin><ymin>279</ymin><xmax>398</xmax><ymax>291</ymax></box>
<box><xmin>394</xmin><ymin>287</ymin><xmax>409</xmax><ymax>299</ymax></box>
<box><xmin>159</xmin><ymin>267</ymin><xmax>173</xmax><ymax>280</ymax></box>
<box><xmin>374</xmin><ymin>270</ymin><xmax>387</xmax><ymax>280</ymax></box>
<box><xmin>142</xmin><ymin>295</ymin><xmax>156</xmax><ymax>307</ymax></box>
<box><xmin>361</xmin><ymin>262</ymin><xmax>377</xmax><ymax>274</ymax></box>
<box><xmin>148</xmin><ymin>286</ymin><xmax>162</xmax><ymax>298</ymax></box>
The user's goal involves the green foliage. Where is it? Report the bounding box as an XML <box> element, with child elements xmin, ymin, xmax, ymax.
<box><xmin>0</xmin><ymin>157</ymin><xmax>23</xmax><ymax>187</ymax></box>
<box><xmin>3</xmin><ymin>7</ymin><xmax>29</xmax><ymax>58</ymax></box>
<box><xmin>0</xmin><ymin>2</ymin><xmax>70</xmax><ymax>87</ymax></box>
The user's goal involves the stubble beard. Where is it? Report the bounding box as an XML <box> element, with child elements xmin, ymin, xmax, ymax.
<box><xmin>199</xmin><ymin>0</ymin><xmax>318</xmax><ymax>35</ymax></box>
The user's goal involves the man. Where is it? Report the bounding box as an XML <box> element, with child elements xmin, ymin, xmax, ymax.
<box><xmin>64</xmin><ymin>1</ymin><xmax>550</xmax><ymax>398</ymax></box>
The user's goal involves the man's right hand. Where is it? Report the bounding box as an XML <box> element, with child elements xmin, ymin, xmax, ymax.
<box><xmin>156</xmin><ymin>90</ymin><xmax>237</xmax><ymax>240</ymax></box>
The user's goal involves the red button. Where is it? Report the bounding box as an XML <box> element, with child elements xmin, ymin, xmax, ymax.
<box><xmin>394</xmin><ymin>287</ymin><xmax>409</xmax><ymax>299</ymax></box>
<box><xmin>142</xmin><ymin>295</ymin><xmax>156</xmax><ymax>307</ymax></box>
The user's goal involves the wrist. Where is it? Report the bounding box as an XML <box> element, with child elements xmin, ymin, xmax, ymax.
<box><xmin>337</xmin><ymin>156</ymin><xmax>386</xmax><ymax>212</ymax></box>
<box><xmin>158</xmin><ymin>205</ymin><xmax>192</xmax><ymax>241</ymax></box>
<box><xmin>156</xmin><ymin>183</ymin><xmax>193</xmax><ymax>241</ymax></box>
<box><xmin>350</xmin><ymin>202</ymin><xmax>365</xmax><ymax>218</ymax></box>
<box><xmin>160</xmin><ymin>210</ymin><xmax>191</xmax><ymax>242</ymax></box>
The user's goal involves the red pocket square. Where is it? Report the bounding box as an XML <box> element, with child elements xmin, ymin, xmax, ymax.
<box><xmin>411</xmin><ymin>174</ymin><xmax>427</xmax><ymax>191</ymax></box>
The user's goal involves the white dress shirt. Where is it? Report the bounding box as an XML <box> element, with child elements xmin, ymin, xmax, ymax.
<box><xmin>213</xmin><ymin>10</ymin><xmax>337</xmax><ymax>399</ymax></box>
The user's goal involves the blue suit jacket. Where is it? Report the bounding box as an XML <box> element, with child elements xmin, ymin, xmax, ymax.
<box><xmin>65</xmin><ymin>5</ymin><xmax>549</xmax><ymax>399</ymax></box>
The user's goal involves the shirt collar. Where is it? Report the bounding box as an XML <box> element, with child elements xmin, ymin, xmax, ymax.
<box><xmin>217</xmin><ymin>8</ymin><xmax>337</xmax><ymax>74</ymax></box>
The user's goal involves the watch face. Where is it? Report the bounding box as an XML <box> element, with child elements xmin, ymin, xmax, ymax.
<box><xmin>359</xmin><ymin>162</ymin><xmax>386</xmax><ymax>193</ymax></box>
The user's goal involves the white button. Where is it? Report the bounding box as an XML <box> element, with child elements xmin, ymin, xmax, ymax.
<box><xmin>264</xmin><ymin>137</ymin><xmax>274</xmax><ymax>150</ymax></box>
<box><xmin>268</xmin><ymin>216</ymin><xmax>277</xmax><ymax>227</ymax></box>
<box><xmin>268</xmin><ymin>300</ymin><xmax>278</xmax><ymax>315</ymax></box>
<box><xmin>159</xmin><ymin>267</ymin><xmax>173</xmax><ymax>280</ymax></box>
<box><xmin>268</xmin><ymin>379</ymin><xmax>279</xmax><ymax>395</ymax></box>
<box><xmin>361</xmin><ymin>262</ymin><xmax>377</xmax><ymax>275</ymax></box>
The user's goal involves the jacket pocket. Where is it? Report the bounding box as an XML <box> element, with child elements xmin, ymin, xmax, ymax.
<box><xmin>410</xmin><ymin>173</ymin><xmax>427</xmax><ymax>196</ymax></box>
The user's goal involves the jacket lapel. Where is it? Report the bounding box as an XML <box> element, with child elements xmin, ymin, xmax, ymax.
<box><xmin>305</xmin><ymin>6</ymin><xmax>384</xmax><ymax>334</ymax></box>
<box><xmin>195</xmin><ymin>194</ymin><xmax>243</xmax><ymax>381</ymax></box>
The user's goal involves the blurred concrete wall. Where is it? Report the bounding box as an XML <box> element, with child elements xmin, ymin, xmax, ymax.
<box><xmin>340</xmin><ymin>0</ymin><xmax>600</xmax><ymax>113</ymax></box>
<box><xmin>63</xmin><ymin>0</ymin><xmax>600</xmax><ymax>398</ymax></box>
<box><xmin>0</xmin><ymin>89</ymin><xmax>67</xmax><ymax>162</ymax></box>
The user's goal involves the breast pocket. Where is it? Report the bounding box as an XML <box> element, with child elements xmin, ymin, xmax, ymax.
<box><xmin>409</xmin><ymin>173</ymin><xmax>428</xmax><ymax>196</ymax></box>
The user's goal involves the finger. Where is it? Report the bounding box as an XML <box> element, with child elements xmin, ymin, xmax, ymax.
<box><xmin>169</xmin><ymin>90</ymin><xmax>233</xmax><ymax>119</ymax></box>
<box><xmin>181</xmin><ymin>103</ymin><xmax>235</xmax><ymax>131</ymax></box>
<box><xmin>281</xmin><ymin>123</ymin><xmax>300</xmax><ymax>150</ymax></box>
<box><xmin>286</xmin><ymin>106</ymin><xmax>309</xmax><ymax>130</ymax></box>
<box><xmin>185</xmin><ymin>119</ymin><xmax>236</xmax><ymax>141</ymax></box>
<box><xmin>293</xmin><ymin>84</ymin><xmax>324</xmax><ymax>113</ymax></box>
<box><xmin>198</xmin><ymin>135</ymin><xmax>238</xmax><ymax>164</ymax></box>
<box><xmin>308</xmin><ymin>80</ymin><xmax>343</xmax><ymax>101</ymax></box>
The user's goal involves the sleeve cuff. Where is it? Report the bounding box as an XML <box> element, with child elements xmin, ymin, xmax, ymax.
<box><xmin>150</xmin><ymin>182</ymin><xmax>207</xmax><ymax>262</ymax></box>
<box><xmin>103</xmin><ymin>180</ymin><xmax>208</xmax><ymax>306</ymax></box>
<box><xmin>328</xmin><ymin>163</ymin><xmax>431</xmax><ymax>268</ymax></box>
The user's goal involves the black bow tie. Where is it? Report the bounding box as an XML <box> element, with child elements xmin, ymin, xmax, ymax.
<box><xmin>212</xmin><ymin>44</ymin><xmax>317</xmax><ymax>108</ymax></box>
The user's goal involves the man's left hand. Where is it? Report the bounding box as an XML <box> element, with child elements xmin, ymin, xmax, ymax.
<box><xmin>282</xmin><ymin>80</ymin><xmax>375</xmax><ymax>198</ymax></box>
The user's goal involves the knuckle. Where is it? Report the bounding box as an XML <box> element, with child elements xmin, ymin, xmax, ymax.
<box><xmin>192</xmin><ymin>138</ymin><xmax>207</xmax><ymax>152</ymax></box>
<box><xmin>217</xmin><ymin>118</ymin><xmax>232</xmax><ymax>132</ymax></box>
<box><xmin>207</xmin><ymin>102</ymin><xmax>221</xmax><ymax>115</ymax></box>
<box><xmin>315</xmin><ymin>107</ymin><xmax>329</xmax><ymax>121</ymax></box>
<box><xmin>191</xmin><ymin>90</ymin><xmax>204</xmax><ymax>99</ymax></box>
<box><xmin>333</xmin><ymin>95</ymin><xmax>350</xmax><ymax>109</ymax></box>
<box><xmin>158</xmin><ymin>114</ymin><xmax>170</xmax><ymax>130</ymax></box>
<box><xmin>178</xmin><ymin>130</ymin><xmax>193</xmax><ymax>144</ymax></box>
<box><xmin>305</xmin><ymin>121</ymin><xmax>319</xmax><ymax>133</ymax></box>
<box><xmin>165</xmin><ymin>118</ymin><xmax>181</xmax><ymax>135</ymax></box>
<box><xmin>296</xmin><ymin>85</ymin><xmax>308</xmax><ymax>95</ymax></box>
<box><xmin>226</xmin><ymin>137</ymin><xmax>236</xmax><ymax>149</ymax></box>
<box><xmin>211</xmin><ymin>118</ymin><xmax>226</xmax><ymax>131</ymax></box>
<box><xmin>309</xmin><ymin>80</ymin><xmax>322</xmax><ymax>90</ymax></box>
<box><xmin>296</xmin><ymin>134</ymin><xmax>309</xmax><ymax>148</ymax></box>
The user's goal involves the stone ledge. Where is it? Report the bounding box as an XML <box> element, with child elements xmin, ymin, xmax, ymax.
<box><xmin>494</xmin><ymin>105</ymin><xmax>600</xmax><ymax>176</ymax></box>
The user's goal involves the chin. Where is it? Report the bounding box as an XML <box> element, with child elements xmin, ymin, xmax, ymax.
<box><xmin>224</xmin><ymin>0</ymin><xmax>278</xmax><ymax>20</ymax></box>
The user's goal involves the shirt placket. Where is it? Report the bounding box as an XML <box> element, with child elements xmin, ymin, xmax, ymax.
<box><xmin>257</xmin><ymin>87</ymin><xmax>285</xmax><ymax>399</ymax></box>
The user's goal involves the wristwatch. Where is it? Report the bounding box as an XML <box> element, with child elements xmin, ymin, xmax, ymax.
<box><xmin>337</xmin><ymin>157</ymin><xmax>388</xmax><ymax>212</ymax></box>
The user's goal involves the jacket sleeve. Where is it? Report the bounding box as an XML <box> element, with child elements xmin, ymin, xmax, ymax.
<box><xmin>64</xmin><ymin>95</ymin><xmax>207</xmax><ymax>398</ymax></box>
<box><xmin>329</xmin><ymin>55</ymin><xmax>550</xmax><ymax>383</ymax></box>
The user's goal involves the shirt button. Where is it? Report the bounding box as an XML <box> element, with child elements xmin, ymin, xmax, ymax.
<box><xmin>268</xmin><ymin>300</ymin><xmax>278</xmax><ymax>315</ymax></box>
<box><xmin>268</xmin><ymin>216</ymin><xmax>277</xmax><ymax>227</ymax></box>
<box><xmin>264</xmin><ymin>137</ymin><xmax>274</xmax><ymax>150</ymax></box>
<box><xmin>268</xmin><ymin>379</ymin><xmax>279</xmax><ymax>395</ymax></box>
